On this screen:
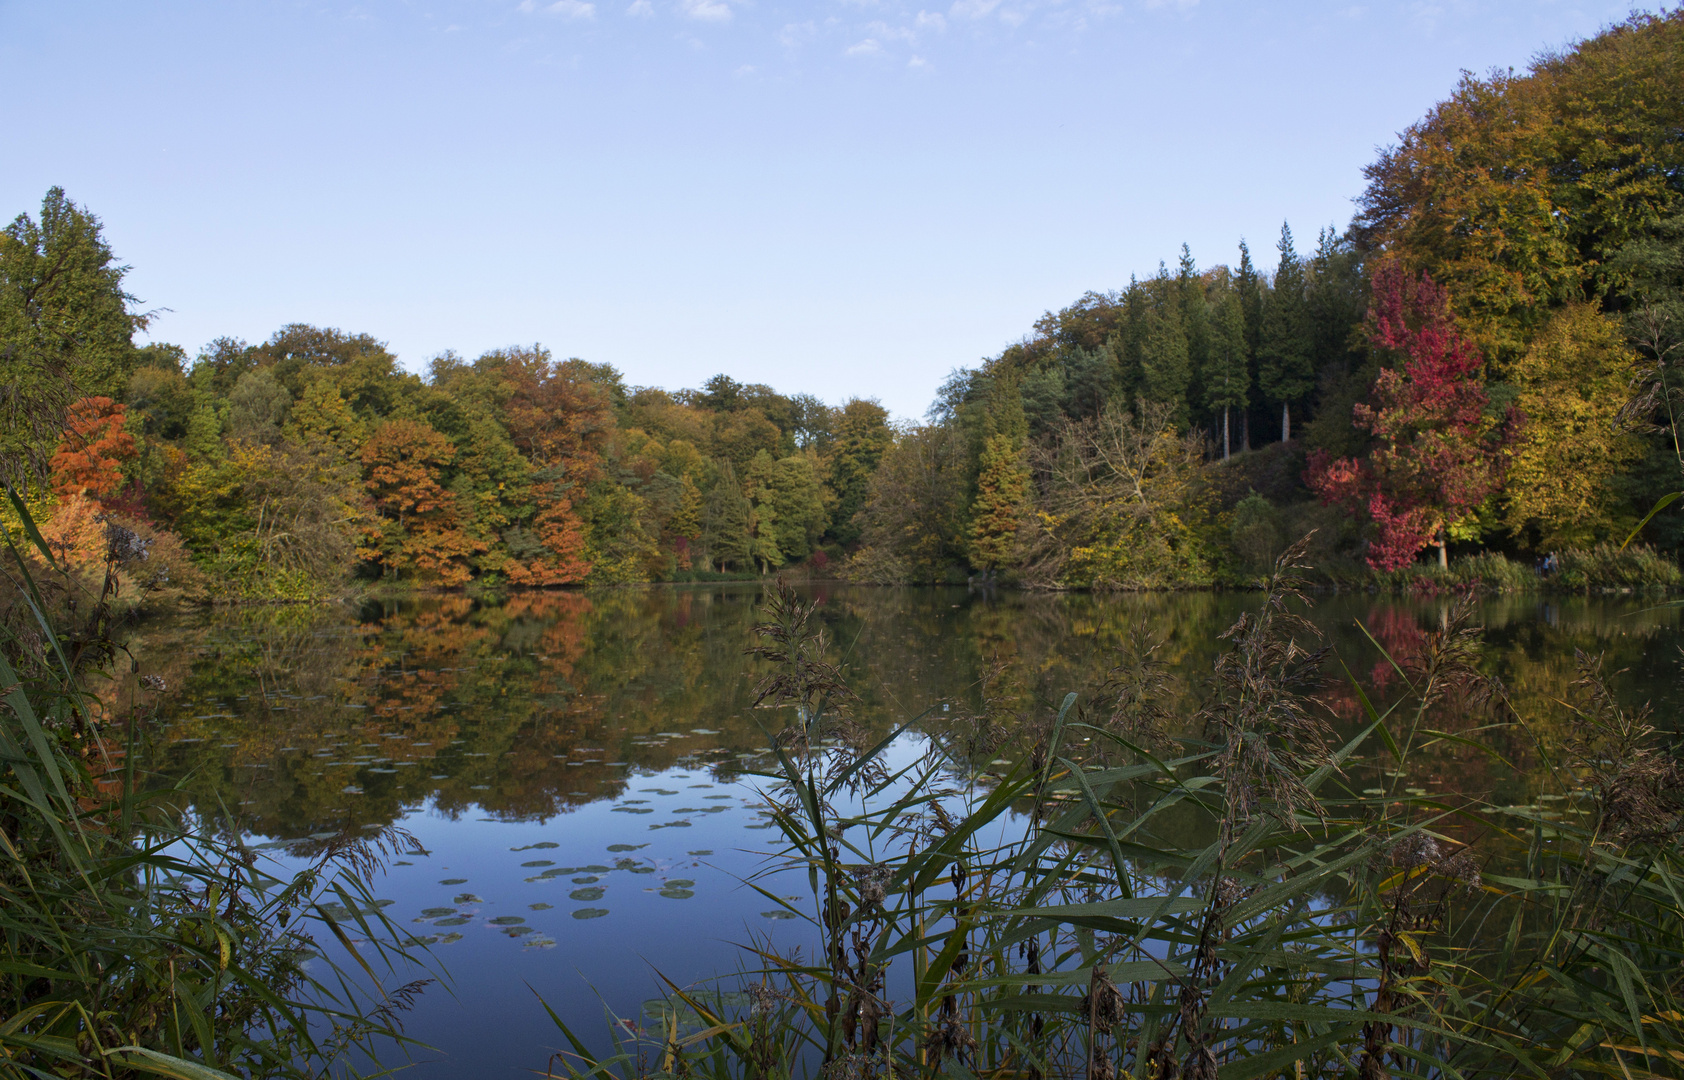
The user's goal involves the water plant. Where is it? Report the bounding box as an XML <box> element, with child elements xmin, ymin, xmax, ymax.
<box><xmin>0</xmin><ymin>490</ymin><xmax>435</xmax><ymax>1079</ymax></box>
<box><xmin>543</xmin><ymin>544</ymin><xmax>1684</xmax><ymax>1079</ymax></box>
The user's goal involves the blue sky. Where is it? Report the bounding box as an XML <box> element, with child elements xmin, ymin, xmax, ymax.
<box><xmin>0</xmin><ymin>0</ymin><xmax>1655</xmax><ymax>418</ymax></box>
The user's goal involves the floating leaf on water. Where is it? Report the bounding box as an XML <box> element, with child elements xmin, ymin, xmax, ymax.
<box><xmin>629</xmin><ymin>866</ymin><xmax>655</xmax><ymax>875</ymax></box>
<box><xmin>440</xmin><ymin>878</ymin><xmax>468</xmax><ymax>885</ymax></box>
<box><xmin>572</xmin><ymin>908</ymin><xmax>609</xmax><ymax>920</ymax></box>
<box><xmin>607</xmin><ymin>843</ymin><xmax>648</xmax><ymax>852</ymax></box>
<box><xmin>437</xmin><ymin>932</ymin><xmax>463</xmax><ymax>944</ymax></box>
<box><xmin>687</xmin><ymin>851</ymin><xmax>713</xmax><ymax>856</ymax></box>
<box><xmin>674</xmin><ymin>808</ymin><xmax>706</xmax><ymax>814</ymax></box>
<box><xmin>421</xmin><ymin>907</ymin><xmax>456</xmax><ymax>917</ymax></box>
<box><xmin>614</xmin><ymin>807</ymin><xmax>655</xmax><ymax>815</ymax></box>
<box><xmin>489</xmin><ymin>916</ymin><xmax>526</xmax><ymax>926</ymax></box>
<box><xmin>524</xmin><ymin>936</ymin><xmax>558</xmax><ymax>949</ymax></box>
<box><xmin>571</xmin><ymin>875</ymin><xmax>600</xmax><ymax>885</ymax></box>
<box><xmin>434</xmin><ymin>917</ymin><xmax>471</xmax><ymax>927</ymax></box>
<box><xmin>761</xmin><ymin>910</ymin><xmax>798</xmax><ymax>920</ymax></box>
<box><xmin>651</xmin><ymin>821</ymin><xmax>692</xmax><ymax>829</ymax></box>
<box><xmin>414</xmin><ymin>934</ymin><xmax>439</xmax><ymax>944</ymax></box>
<box><xmin>454</xmin><ymin>893</ymin><xmax>483</xmax><ymax>904</ymax></box>
<box><xmin>570</xmin><ymin>887</ymin><xmax>606</xmax><ymax>901</ymax></box>
<box><xmin>521</xmin><ymin>860</ymin><xmax>556</xmax><ymax>867</ymax></box>
<box><xmin>658</xmin><ymin>888</ymin><xmax>695</xmax><ymax>899</ymax></box>
<box><xmin>665</xmin><ymin>879</ymin><xmax>695</xmax><ymax>888</ymax></box>
<box><xmin>703</xmin><ymin>795</ymin><xmax>732</xmax><ymax>801</ymax></box>
<box><xmin>582</xmin><ymin>865</ymin><xmax>612</xmax><ymax>872</ymax></box>
<box><xmin>394</xmin><ymin>860</ymin><xmax>414</xmax><ymax>866</ymax></box>
<box><xmin>529</xmin><ymin>902</ymin><xmax>554</xmax><ymax>911</ymax></box>
<box><xmin>701</xmin><ymin>807</ymin><xmax>728</xmax><ymax>814</ymax></box>
<box><xmin>641</xmin><ymin>788</ymin><xmax>679</xmax><ymax>796</ymax></box>
<box><xmin>512</xmin><ymin>842</ymin><xmax>561</xmax><ymax>851</ymax></box>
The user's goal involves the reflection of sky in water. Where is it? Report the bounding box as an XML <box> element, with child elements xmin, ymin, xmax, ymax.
<box><xmin>132</xmin><ymin>585</ymin><xmax>1684</xmax><ymax>1077</ymax></box>
<box><xmin>257</xmin><ymin>766</ymin><xmax>813</xmax><ymax>1079</ymax></box>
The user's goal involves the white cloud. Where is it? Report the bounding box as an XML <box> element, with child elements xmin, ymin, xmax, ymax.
<box><xmin>548</xmin><ymin>0</ymin><xmax>596</xmax><ymax>17</ymax></box>
<box><xmin>626</xmin><ymin>0</ymin><xmax>654</xmax><ymax>15</ymax></box>
<box><xmin>907</xmin><ymin>53</ymin><xmax>928</xmax><ymax>68</ymax></box>
<box><xmin>914</xmin><ymin>9</ymin><xmax>946</xmax><ymax>31</ymax></box>
<box><xmin>779</xmin><ymin>20</ymin><xmax>816</xmax><ymax>47</ymax></box>
<box><xmin>948</xmin><ymin>0</ymin><xmax>999</xmax><ymax>18</ymax></box>
<box><xmin>864</xmin><ymin>19</ymin><xmax>916</xmax><ymax>43</ymax></box>
<box><xmin>845</xmin><ymin>36</ymin><xmax>883</xmax><ymax>55</ymax></box>
<box><xmin>679</xmin><ymin>0</ymin><xmax>732</xmax><ymax>21</ymax></box>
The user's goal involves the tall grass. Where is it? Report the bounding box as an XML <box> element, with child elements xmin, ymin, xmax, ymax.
<box><xmin>546</xmin><ymin>543</ymin><xmax>1684</xmax><ymax>1079</ymax></box>
<box><xmin>0</xmin><ymin>490</ymin><xmax>435</xmax><ymax>1079</ymax></box>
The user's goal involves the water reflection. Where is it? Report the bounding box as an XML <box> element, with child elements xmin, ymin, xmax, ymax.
<box><xmin>124</xmin><ymin>585</ymin><xmax>1684</xmax><ymax>843</ymax></box>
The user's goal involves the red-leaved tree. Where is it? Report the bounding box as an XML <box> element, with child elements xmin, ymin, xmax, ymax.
<box><xmin>1306</xmin><ymin>265</ymin><xmax>1520</xmax><ymax>570</ymax></box>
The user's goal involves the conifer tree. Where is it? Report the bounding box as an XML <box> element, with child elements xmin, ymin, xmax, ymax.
<box><xmin>968</xmin><ymin>432</ymin><xmax>1029</xmax><ymax>570</ymax></box>
<box><xmin>1258</xmin><ymin>223</ymin><xmax>1314</xmax><ymax>441</ymax></box>
<box><xmin>1140</xmin><ymin>291</ymin><xmax>1191</xmax><ymax>420</ymax></box>
<box><xmin>1203</xmin><ymin>291</ymin><xmax>1250</xmax><ymax>459</ymax></box>
<box><xmin>1235</xmin><ymin>241</ymin><xmax>1264</xmax><ymax>450</ymax></box>
<box><xmin>701</xmin><ymin>460</ymin><xmax>752</xmax><ymax>571</ymax></box>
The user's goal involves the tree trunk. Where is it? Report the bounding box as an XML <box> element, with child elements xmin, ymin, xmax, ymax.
<box><xmin>1281</xmin><ymin>401</ymin><xmax>1291</xmax><ymax>444</ymax></box>
<box><xmin>1437</xmin><ymin>538</ymin><xmax>1448</xmax><ymax>569</ymax></box>
<box><xmin>1242</xmin><ymin>411</ymin><xmax>1251</xmax><ymax>452</ymax></box>
<box><xmin>1222</xmin><ymin>408</ymin><xmax>1231</xmax><ymax>460</ymax></box>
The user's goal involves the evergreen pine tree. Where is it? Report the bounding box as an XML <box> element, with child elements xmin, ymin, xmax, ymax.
<box><xmin>1140</xmin><ymin>270</ymin><xmax>1191</xmax><ymax>421</ymax></box>
<box><xmin>967</xmin><ymin>433</ymin><xmax>1028</xmax><ymax>571</ymax></box>
<box><xmin>1258</xmin><ymin>222</ymin><xmax>1314</xmax><ymax>442</ymax></box>
<box><xmin>701</xmin><ymin>460</ymin><xmax>752</xmax><ymax>571</ymax></box>
<box><xmin>1204</xmin><ymin>290</ymin><xmax>1250</xmax><ymax>459</ymax></box>
<box><xmin>1235</xmin><ymin>241</ymin><xmax>1264</xmax><ymax>450</ymax></box>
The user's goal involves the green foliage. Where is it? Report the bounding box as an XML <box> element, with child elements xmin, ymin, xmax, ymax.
<box><xmin>552</xmin><ymin>564</ymin><xmax>1684</xmax><ymax>1080</ymax></box>
<box><xmin>0</xmin><ymin>496</ymin><xmax>435</xmax><ymax>1079</ymax></box>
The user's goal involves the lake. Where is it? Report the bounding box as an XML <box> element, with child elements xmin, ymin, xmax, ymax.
<box><xmin>122</xmin><ymin>583</ymin><xmax>1684</xmax><ymax>1078</ymax></box>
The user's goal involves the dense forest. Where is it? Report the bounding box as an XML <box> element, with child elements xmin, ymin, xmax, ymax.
<box><xmin>3</xmin><ymin>11</ymin><xmax>1681</xmax><ymax>601</ymax></box>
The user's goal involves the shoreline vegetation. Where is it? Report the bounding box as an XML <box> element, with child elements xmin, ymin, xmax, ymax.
<box><xmin>540</xmin><ymin>568</ymin><xmax>1684</xmax><ymax>1080</ymax></box>
<box><xmin>4</xmin><ymin>14</ymin><xmax>1684</xmax><ymax>612</ymax></box>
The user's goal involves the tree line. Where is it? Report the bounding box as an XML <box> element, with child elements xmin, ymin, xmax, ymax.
<box><xmin>3</xmin><ymin>11</ymin><xmax>1681</xmax><ymax>596</ymax></box>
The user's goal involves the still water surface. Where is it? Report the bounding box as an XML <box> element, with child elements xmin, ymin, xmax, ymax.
<box><xmin>126</xmin><ymin>584</ymin><xmax>1684</xmax><ymax>1078</ymax></box>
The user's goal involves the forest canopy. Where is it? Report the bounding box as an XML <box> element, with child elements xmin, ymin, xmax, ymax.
<box><xmin>3</xmin><ymin>11</ymin><xmax>1682</xmax><ymax>599</ymax></box>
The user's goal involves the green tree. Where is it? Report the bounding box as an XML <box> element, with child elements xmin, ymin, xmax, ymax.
<box><xmin>967</xmin><ymin>433</ymin><xmax>1029</xmax><ymax>571</ymax></box>
<box><xmin>825</xmin><ymin>398</ymin><xmax>892</xmax><ymax>547</ymax></box>
<box><xmin>1203</xmin><ymin>290</ymin><xmax>1250</xmax><ymax>459</ymax></box>
<box><xmin>1140</xmin><ymin>291</ymin><xmax>1191</xmax><ymax>420</ymax></box>
<box><xmin>1258</xmin><ymin>223</ymin><xmax>1313</xmax><ymax>442</ymax></box>
<box><xmin>701</xmin><ymin>460</ymin><xmax>753</xmax><ymax>571</ymax></box>
<box><xmin>0</xmin><ymin>188</ymin><xmax>145</xmax><ymax>485</ymax></box>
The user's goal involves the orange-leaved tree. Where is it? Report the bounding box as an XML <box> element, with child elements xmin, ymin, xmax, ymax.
<box><xmin>360</xmin><ymin>418</ymin><xmax>486</xmax><ymax>585</ymax></box>
<box><xmin>491</xmin><ymin>349</ymin><xmax>614</xmax><ymax>585</ymax></box>
<box><xmin>50</xmin><ymin>396</ymin><xmax>137</xmax><ymax>501</ymax></box>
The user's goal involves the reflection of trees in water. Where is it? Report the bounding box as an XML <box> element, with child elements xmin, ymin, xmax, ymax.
<box><xmin>126</xmin><ymin>586</ymin><xmax>1682</xmax><ymax>841</ymax></box>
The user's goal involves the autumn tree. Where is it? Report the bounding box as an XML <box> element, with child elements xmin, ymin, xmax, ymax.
<box><xmin>1307</xmin><ymin>266</ymin><xmax>1518</xmax><ymax>569</ymax></box>
<box><xmin>50</xmin><ymin>396</ymin><xmax>137</xmax><ymax>501</ymax></box>
<box><xmin>825</xmin><ymin>398</ymin><xmax>892</xmax><ymax>547</ymax></box>
<box><xmin>360</xmin><ymin>418</ymin><xmax>486</xmax><ymax>585</ymax></box>
<box><xmin>1504</xmin><ymin>304</ymin><xmax>1643</xmax><ymax>547</ymax></box>
<box><xmin>1</xmin><ymin>189</ymin><xmax>146</xmax><ymax>486</ymax></box>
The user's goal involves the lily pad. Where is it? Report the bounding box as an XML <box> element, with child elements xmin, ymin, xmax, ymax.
<box><xmin>521</xmin><ymin>860</ymin><xmax>556</xmax><ymax>867</ymax></box>
<box><xmin>524</xmin><ymin>935</ymin><xmax>558</xmax><ymax>949</ymax></box>
<box><xmin>453</xmin><ymin>893</ymin><xmax>483</xmax><ymax>904</ymax></box>
<box><xmin>502</xmin><ymin>925</ymin><xmax>536</xmax><ymax>937</ymax></box>
<box><xmin>658</xmin><ymin>888</ymin><xmax>695</xmax><ymax>900</ymax></box>
<box><xmin>613</xmin><ymin>807</ymin><xmax>654</xmax><ymax>815</ymax></box>
<box><xmin>439</xmin><ymin>878</ymin><xmax>468</xmax><ymax>885</ymax></box>
<box><xmin>687</xmin><ymin>851</ymin><xmax>714</xmax><ymax>856</ymax></box>
<box><xmin>529</xmin><ymin>902</ymin><xmax>554</xmax><ymax>911</ymax></box>
<box><xmin>488</xmin><ymin>916</ymin><xmax>526</xmax><ymax>926</ymax></box>
<box><xmin>665</xmin><ymin>879</ymin><xmax>695</xmax><ymax>888</ymax></box>
<box><xmin>641</xmin><ymin>788</ymin><xmax>678</xmax><ymax>796</ymax></box>
<box><xmin>434</xmin><ymin>916</ymin><xmax>471</xmax><ymax>927</ymax></box>
<box><xmin>607</xmin><ymin>843</ymin><xmax>648</xmax><ymax>852</ymax></box>
<box><xmin>420</xmin><ymin>907</ymin><xmax>456</xmax><ymax>917</ymax></box>
<box><xmin>571</xmin><ymin>875</ymin><xmax>600</xmax><ymax>884</ymax></box>
<box><xmin>570</xmin><ymin>887</ymin><xmax>606</xmax><ymax>901</ymax></box>
<box><xmin>512</xmin><ymin>842</ymin><xmax>560</xmax><ymax>851</ymax></box>
<box><xmin>572</xmin><ymin>907</ymin><xmax>609</xmax><ymax>920</ymax></box>
<box><xmin>437</xmin><ymin>932</ymin><xmax>464</xmax><ymax>944</ymax></box>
